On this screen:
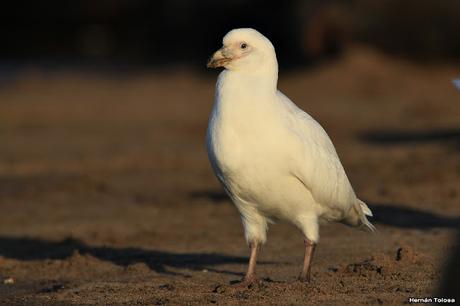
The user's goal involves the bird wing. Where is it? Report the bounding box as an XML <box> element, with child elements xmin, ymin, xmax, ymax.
<box><xmin>277</xmin><ymin>91</ymin><xmax>357</xmax><ymax>215</ymax></box>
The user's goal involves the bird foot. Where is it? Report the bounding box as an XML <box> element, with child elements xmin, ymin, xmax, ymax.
<box><xmin>298</xmin><ymin>274</ymin><xmax>311</xmax><ymax>283</ymax></box>
<box><xmin>236</xmin><ymin>275</ymin><xmax>260</xmax><ymax>289</ymax></box>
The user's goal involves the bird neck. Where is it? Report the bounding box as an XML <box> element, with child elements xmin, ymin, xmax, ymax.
<box><xmin>218</xmin><ymin>67</ymin><xmax>278</xmax><ymax>95</ymax></box>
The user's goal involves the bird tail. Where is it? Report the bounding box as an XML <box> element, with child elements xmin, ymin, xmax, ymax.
<box><xmin>356</xmin><ymin>199</ymin><xmax>376</xmax><ymax>232</ymax></box>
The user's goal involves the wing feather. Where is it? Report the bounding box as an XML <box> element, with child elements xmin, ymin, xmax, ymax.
<box><xmin>278</xmin><ymin>92</ymin><xmax>357</xmax><ymax>214</ymax></box>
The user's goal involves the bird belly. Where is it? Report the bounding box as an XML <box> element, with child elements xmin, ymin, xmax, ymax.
<box><xmin>207</xmin><ymin>125</ymin><xmax>321</xmax><ymax>222</ymax></box>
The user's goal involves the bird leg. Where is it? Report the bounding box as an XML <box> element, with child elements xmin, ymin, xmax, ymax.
<box><xmin>242</xmin><ymin>241</ymin><xmax>260</xmax><ymax>284</ymax></box>
<box><xmin>299</xmin><ymin>238</ymin><xmax>316</xmax><ymax>282</ymax></box>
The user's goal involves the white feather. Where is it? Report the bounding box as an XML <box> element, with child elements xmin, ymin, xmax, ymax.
<box><xmin>206</xmin><ymin>28</ymin><xmax>374</xmax><ymax>244</ymax></box>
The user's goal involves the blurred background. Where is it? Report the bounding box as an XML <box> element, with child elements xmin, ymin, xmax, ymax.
<box><xmin>1</xmin><ymin>0</ymin><xmax>460</xmax><ymax>66</ymax></box>
<box><xmin>0</xmin><ymin>1</ymin><xmax>459</xmax><ymax>305</ymax></box>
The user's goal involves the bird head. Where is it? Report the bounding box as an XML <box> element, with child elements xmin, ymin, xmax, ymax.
<box><xmin>207</xmin><ymin>28</ymin><xmax>278</xmax><ymax>74</ymax></box>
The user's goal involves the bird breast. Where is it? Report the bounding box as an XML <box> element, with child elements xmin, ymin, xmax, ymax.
<box><xmin>206</xmin><ymin>88</ymin><xmax>298</xmax><ymax>189</ymax></box>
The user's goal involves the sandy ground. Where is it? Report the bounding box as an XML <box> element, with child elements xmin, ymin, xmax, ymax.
<box><xmin>0</xmin><ymin>48</ymin><xmax>459</xmax><ymax>305</ymax></box>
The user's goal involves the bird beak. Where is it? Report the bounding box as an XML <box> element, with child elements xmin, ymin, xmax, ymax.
<box><xmin>207</xmin><ymin>47</ymin><xmax>233</xmax><ymax>68</ymax></box>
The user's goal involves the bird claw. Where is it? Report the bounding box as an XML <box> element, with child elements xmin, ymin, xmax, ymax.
<box><xmin>298</xmin><ymin>274</ymin><xmax>311</xmax><ymax>283</ymax></box>
<box><xmin>236</xmin><ymin>275</ymin><xmax>259</xmax><ymax>288</ymax></box>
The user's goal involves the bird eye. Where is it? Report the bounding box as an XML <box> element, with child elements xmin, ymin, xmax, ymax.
<box><xmin>240</xmin><ymin>43</ymin><xmax>247</xmax><ymax>49</ymax></box>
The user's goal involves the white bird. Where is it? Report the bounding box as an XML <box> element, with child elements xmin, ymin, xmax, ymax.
<box><xmin>206</xmin><ymin>28</ymin><xmax>374</xmax><ymax>284</ymax></box>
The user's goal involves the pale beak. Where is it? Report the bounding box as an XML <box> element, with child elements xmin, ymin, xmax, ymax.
<box><xmin>207</xmin><ymin>47</ymin><xmax>233</xmax><ymax>68</ymax></box>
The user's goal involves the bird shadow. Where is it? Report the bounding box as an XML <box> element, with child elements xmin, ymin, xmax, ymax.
<box><xmin>358</xmin><ymin>128</ymin><xmax>460</xmax><ymax>150</ymax></box>
<box><xmin>367</xmin><ymin>202</ymin><xmax>460</xmax><ymax>229</ymax></box>
<box><xmin>189</xmin><ymin>189</ymin><xmax>230</xmax><ymax>203</ymax></box>
<box><xmin>190</xmin><ymin>189</ymin><xmax>460</xmax><ymax>229</ymax></box>
<box><xmin>0</xmin><ymin>236</ymin><xmax>261</xmax><ymax>277</ymax></box>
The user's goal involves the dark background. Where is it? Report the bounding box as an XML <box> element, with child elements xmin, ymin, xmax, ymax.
<box><xmin>1</xmin><ymin>0</ymin><xmax>459</xmax><ymax>67</ymax></box>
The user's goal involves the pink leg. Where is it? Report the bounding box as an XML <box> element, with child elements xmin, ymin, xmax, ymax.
<box><xmin>299</xmin><ymin>239</ymin><xmax>316</xmax><ymax>282</ymax></box>
<box><xmin>243</xmin><ymin>241</ymin><xmax>260</xmax><ymax>283</ymax></box>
